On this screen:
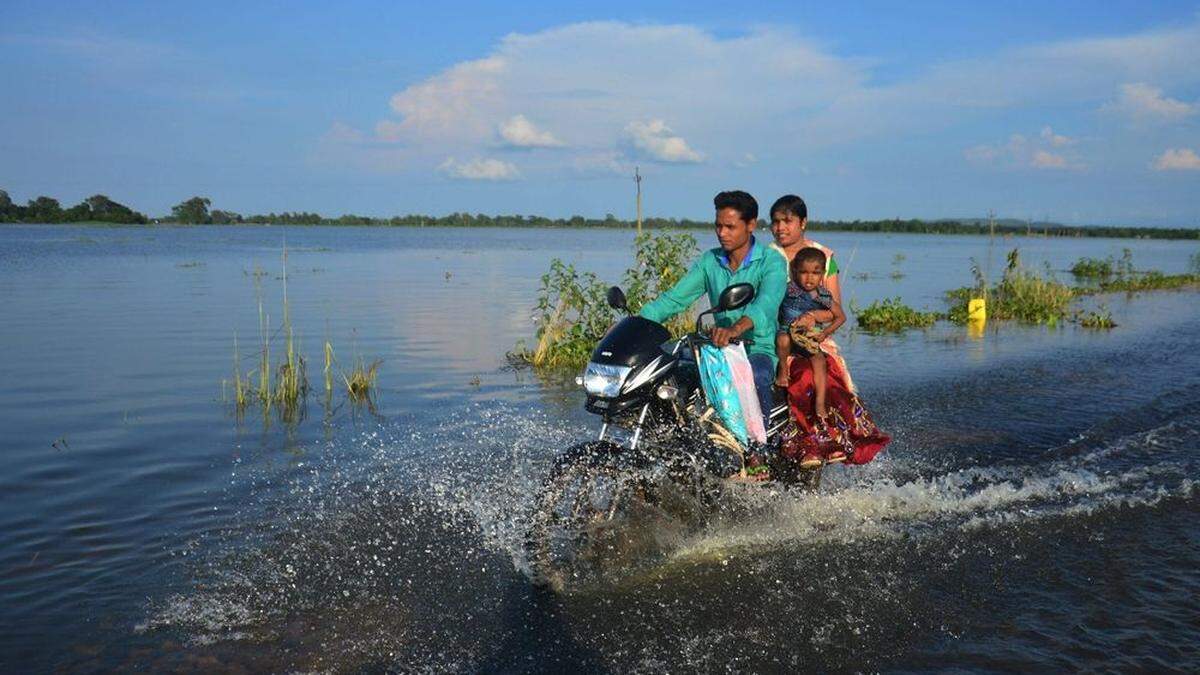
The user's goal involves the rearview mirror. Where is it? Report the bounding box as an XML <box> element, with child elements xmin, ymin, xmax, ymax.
<box><xmin>717</xmin><ymin>283</ymin><xmax>755</xmax><ymax>311</ymax></box>
<box><xmin>606</xmin><ymin>286</ymin><xmax>628</xmax><ymax>312</ymax></box>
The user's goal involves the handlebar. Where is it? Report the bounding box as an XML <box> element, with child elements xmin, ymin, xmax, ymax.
<box><xmin>689</xmin><ymin>333</ymin><xmax>754</xmax><ymax>347</ymax></box>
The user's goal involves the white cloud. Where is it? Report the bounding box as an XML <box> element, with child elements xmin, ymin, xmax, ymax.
<box><xmin>624</xmin><ymin>119</ymin><xmax>703</xmax><ymax>163</ymax></box>
<box><xmin>437</xmin><ymin>156</ymin><xmax>521</xmax><ymax>180</ymax></box>
<box><xmin>1031</xmin><ymin>150</ymin><xmax>1069</xmax><ymax>169</ymax></box>
<box><xmin>1104</xmin><ymin>82</ymin><xmax>1196</xmax><ymax>123</ymax></box>
<box><xmin>498</xmin><ymin>114</ymin><xmax>564</xmax><ymax>148</ymax></box>
<box><xmin>1040</xmin><ymin>126</ymin><xmax>1074</xmax><ymax>147</ymax></box>
<box><xmin>1152</xmin><ymin>148</ymin><xmax>1200</xmax><ymax>171</ymax></box>
<box><xmin>374</xmin><ymin>120</ymin><xmax>405</xmax><ymax>142</ymax></box>
<box><xmin>388</xmin><ymin>55</ymin><xmax>507</xmax><ymax>140</ymax></box>
<box><xmin>339</xmin><ymin>18</ymin><xmax>1200</xmax><ymax>177</ymax></box>
<box><xmin>571</xmin><ymin>151</ymin><xmax>631</xmax><ymax>177</ymax></box>
<box><xmin>806</xmin><ymin>19</ymin><xmax>1200</xmax><ymax>144</ymax></box>
<box><xmin>364</xmin><ymin>22</ymin><xmax>861</xmax><ymax>171</ymax></box>
<box><xmin>966</xmin><ymin>130</ymin><xmax>1084</xmax><ymax>170</ymax></box>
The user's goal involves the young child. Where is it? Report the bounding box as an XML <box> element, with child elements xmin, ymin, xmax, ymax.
<box><xmin>775</xmin><ymin>247</ymin><xmax>846</xmax><ymax>421</ymax></box>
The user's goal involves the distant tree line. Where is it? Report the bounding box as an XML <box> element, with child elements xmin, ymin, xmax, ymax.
<box><xmin>4</xmin><ymin>189</ymin><xmax>1198</xmax><ymax>240</ymax></box>
<box><xmin>808</xmin><ymin>218</ymin><xmax>1200</xmax><ymax>240</ymax></box>
<box><xmin>0</xmin><ymin>189</ymin><xmax>147</xmax><ymax>224</ymax></box>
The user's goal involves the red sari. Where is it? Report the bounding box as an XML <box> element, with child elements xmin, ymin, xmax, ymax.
<box><xmin>780</xmin><ymin>342</ymin><xmax>890</xmax><ymax>465</ymax></box>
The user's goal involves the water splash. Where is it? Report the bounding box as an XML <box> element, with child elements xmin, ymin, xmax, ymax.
<box><xmin>138</xmin><ymin>402</ymin><xmax>1199</xmax><ymax>670</ymax></box>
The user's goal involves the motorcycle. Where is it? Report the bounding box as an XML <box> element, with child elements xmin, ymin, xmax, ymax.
<box><xmin>525</xmin><ymin>282</ymin><xmax>822</xmax><ymax>589</ymax></box>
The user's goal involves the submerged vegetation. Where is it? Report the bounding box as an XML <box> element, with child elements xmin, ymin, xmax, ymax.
<box><xmin>947</xmin><ymin>249</ymin><xmax>1075</xmax><ymax>325</ymax></box>
<box><xmin>511</xmin><ymin>231</ymin><xmax>697</xmax><ymax>370</ymax></box>
<box><xmin>853</xmin><ymin>297</ymin><xmax>941</xmax><ymax>332</ymax></box>
<box><xmin>1069</xmin><ymin>256</ymin><xmax>1115</xmax><ymax>280</ymax></box>
<box><xmin>515</xmin><ymin>239</ymin><xmax>1199</xmax><ymax>369</ymax></box>
<box><xmin>1076</xmin><ymin>308</ymin><xmax>1117</xmax><ymax>329</ymax></box>
<box><xmin>1069</xmin><ymin>248</ymin><xmax>1200</xmax><ymax>294</ymax></box>
<box><xmin>343</xmin><ymin>357</ymin><xmax>382</xmax><ymax>402</ymax></box>
<box><xmin>225</xmin><ymin>251</ymin><xmax>381</xmax><ymax>425</ymax></box>
<box><xmin>1093</xmin><ymin>271</ymin><xmax>1200</xmax><ymax>293</ymax></box>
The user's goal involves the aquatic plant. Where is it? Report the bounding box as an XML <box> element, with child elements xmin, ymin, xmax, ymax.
<box><xmin>621</xmin><ymin>231</ymin><xmax>698</xmax><ymax>335</ymax></box>
<box><xmin>231</xmin><ymin>334</ymin><xmax>249</xmax><ymax>409</ymax></box>
<box><xmin>1094</xmin><ymin>271</ymin><xmax>1200</xmax><ymax>293</ymax></box>
<box><xmin>947</xmin><ymin>248</ymin><xmax>1075</xmax><ymax>325</ymax></box>
<box><xmin>513</xmin><ymin>231</ymin><xmax>698</xmax><ymax>370</ymax></box>
<box><xmin>273</xmin><ymin>251</ymin><xmax>308</xmax><ymax>410</ymax></box>
<box><xmin>1070</xmin><ymin>249</ymin><xmax>1200</xmax><ymax>295</ymax></box>
<box><xmin>343</xmin><ymin>358</ymin><xmax>382</xmax><ymax>402</ymax></box>
<box><xmin>518</xmin><ymin>259</ymin><xmax>615</xmax><ymax>369</ymax></box>
<box><xmin>224</xmin><ymin>251</ymin><xmax>389</xmax><ymax>426</ymax></box>
<box><xmin>852</xmin><ymin>297</ymin><xmax>941</xmax><ymax>332</ymax></box>
<box><xmin>324</xmin><ymin>340</ymin><xmax>334</xmax><ymax>393</ymax></box>
<box><xmin>1069</xmin><ymin>256</ymin><xmax>1114</xmax><ymax>279</ymax></box>
<box><xmin>1076</xmin><ymin>308</ymin><xmax>1117</xmax><ymax>329</ymax></box>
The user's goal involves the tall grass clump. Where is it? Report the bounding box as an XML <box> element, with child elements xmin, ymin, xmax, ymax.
<box><xmin>231</xmin><ymin>334</ymin><xmax>249</xmax><ymax>409</ymax></box>
<box><xmin>1076</xmin><ymin>307</ymin><xmax>1117</xmax><ymax>329</ymax></box>
<box><xmin>512</xmin><ymin>231</ymin><xmax>698</xmax><ymax>370</ymax></box>
<box><xmin>343</xmin><ymin>357</ymin><xmax>382</xmax><ymax>401</ymax></box>
<box><xmin>852</xmin><ymin>297</ymin><xmax>941</xmax><ymax>332</ymax></box>
<box><xmin>1069</xmin><ymin>256</ymin><xmax>1114</xmax><ymax>280</ymax></box>
<box><xmin>947</xmin><ymin>248</ymin><xmax>1075</xmax><ymax>325</ymax></box>
<box><xmin>229</xmin><ymin>252</ymin><xmax>311</xmax><ymax>421</ymax></box>
<box><xmin>273</xmin><ymin>250</ymin><xmax>307</xmax><ymax>410</ymax></box>
<box><xmin>1096</xmin><ymin>271</ymin><xmax>1200</xmax><ymax>293</ymax></box>
<box><xmin>1072</xmin><ymin>249</ymin><xmax>1200</xmax><ymax>294</ymax></box>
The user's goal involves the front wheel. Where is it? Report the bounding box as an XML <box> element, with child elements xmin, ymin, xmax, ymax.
<box><xmin>524</xmin><ymin>442</ymin><xmax>660</xmax><ymax>591</ymax></box>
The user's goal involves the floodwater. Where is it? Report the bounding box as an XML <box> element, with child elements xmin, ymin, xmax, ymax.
<box><xmin>1</xmin><ymin>224</ymin><xmax>1198</xmax><ymax>672</ymax></box>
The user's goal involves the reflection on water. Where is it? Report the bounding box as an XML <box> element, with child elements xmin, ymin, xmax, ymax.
<box><xmin>1</xmin><ymin>224</ymin><xmax>1199</xmax><ymax>671</ymax></box>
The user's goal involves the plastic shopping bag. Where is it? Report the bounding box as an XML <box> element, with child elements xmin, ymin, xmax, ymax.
<box><xmin>723</xmin><ymin>343</ymin><xmax>766</xmax><ymax>444</ymax></box>
<box><xmin>697</xmin><ymin>343</ymin><xmax>748</xmax><ymax>446</ymax></box>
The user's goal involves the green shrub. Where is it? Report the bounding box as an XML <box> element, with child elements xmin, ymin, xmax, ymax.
<box><xmin>947</xmin><ymin>248</ymin><xmax>1075</xmax><ymax>325</ymax></box>
<box><xmin>853</xmin><ymin>297</ymin><xmax>941</xmax><ymax>332</ymax></box>
<box><xmin>1069</xmin><ymin>256</ymin><xmax>1113</xmax><ymax>279</ymax></box>
<box><xmin>1076</xmin><ymin>308</ymin><xmax>1116</xmax><ymax>329</ymax></box>
<box><xmin>512</xmin><ymin>232</ymin><xmax>698</xmax><ymax>370</ymax></box>
<box><xmin>1096</xmin><ymin>271</ymin><xmax>1200</xmax><ymax>293</ymax></box>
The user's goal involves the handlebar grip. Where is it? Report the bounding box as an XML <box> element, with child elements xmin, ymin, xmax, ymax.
<box><xmin>693</xmin><ymin>334</ymin><xmax>754</xmax><ymax>346</ymax></box>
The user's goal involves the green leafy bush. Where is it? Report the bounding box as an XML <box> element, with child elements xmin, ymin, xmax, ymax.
<box><xmin>513</xmin><ymin>232</ymin><xmax>698</xmax><ymax>370</ymax></box>
<box><xmin>1069</xmin><ymin>256</ymin><xmax>1114</xmax><ymax>279</ymax></box>
<box><xmin>1096</xmin><ymin>271</ymin><xmax>1200</xmax><ymax>293</ymax></box>
<box><xmin>947</xmin><ymin>248</ymin><xmax>1075</xmax><ymax>325</ymax></box>
<box><xmin>1076</xmin><ymin>308</ymin><xmax>1116</xmax><ymax>329</ymax></box>
<box><xmin>853</xmin><ymin>297</ymin><xmax>941</xmax><ymax>332</ymax></box>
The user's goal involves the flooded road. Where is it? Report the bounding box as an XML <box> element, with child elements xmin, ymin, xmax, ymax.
<box><xmin>1</xmin><ymin>224</ymin><xmax>1198</xmax><ymax>671</ymax></box>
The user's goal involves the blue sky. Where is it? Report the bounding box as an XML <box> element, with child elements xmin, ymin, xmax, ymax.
<box><xmin>1</xmin><ymin>1</ymin><xmax>1198</xmax><ymax>225</ymax></box>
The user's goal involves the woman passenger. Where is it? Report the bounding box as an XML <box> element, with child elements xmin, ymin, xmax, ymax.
<box><xmin>768</xmin><ymin>195</ymin><xmax>889</xmax><ymax>468</ymax></box>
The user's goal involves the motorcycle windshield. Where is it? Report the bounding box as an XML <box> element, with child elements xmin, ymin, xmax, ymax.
<box><xmin>591</xmin><ymin>316</ymin><xmax>671</xmax><ymax>368</ymax></box>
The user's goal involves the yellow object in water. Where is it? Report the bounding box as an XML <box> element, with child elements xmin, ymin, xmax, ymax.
<box><xmin>967</xmin><ymin>297</ymin><xmax>987</xmax><ymax>323</ymax></box>
<box><xmin>967</xmin><ymin>318</ymin><xmax>985</xmax><ymax>340</ymax></box>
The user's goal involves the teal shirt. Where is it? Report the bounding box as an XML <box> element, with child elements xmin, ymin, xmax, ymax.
<box><xmin>639</xmin><ymin>236</ymin><xmax>787</xmax><ymax>367</ymax></box>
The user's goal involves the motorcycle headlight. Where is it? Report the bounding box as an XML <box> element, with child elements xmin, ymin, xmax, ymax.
<box><xmin>582</xmin><ymin>362</ymin><xmax>631</xmax><ymax>398</ymax></box>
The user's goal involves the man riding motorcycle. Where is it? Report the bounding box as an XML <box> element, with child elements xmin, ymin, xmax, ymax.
<box><xmin>637</xmin><ymin>190</ymin><xmax>786</xmax><ymax>453</ymax></box>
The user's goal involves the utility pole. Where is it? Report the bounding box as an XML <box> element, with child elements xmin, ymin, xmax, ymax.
<box><xmin>634</xmin><ymin>167</ymin><xmax>643</xmax><ymax>237</ymax></box>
